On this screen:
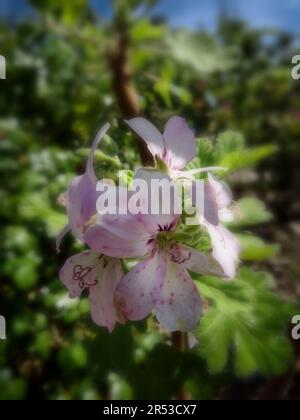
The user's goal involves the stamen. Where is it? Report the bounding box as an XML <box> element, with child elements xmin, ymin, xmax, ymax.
<box><xmin>147</xmin><ymin>237</ymin><xmax>155</xmax><ymax>246</ymax></box>
<box><xmin>157</xmin><ymin>223</ymin><xmax>174</xmax><ymax>233</ymax></box>
<box><xmin>73</xmin><ymin>264</ymin><xmax>99</xmax><ymax>289</ymax></box>
<box><xmin>169</xmin><ymin>243</ymin><xmax>192</xmax><ymax>265</ymax></box>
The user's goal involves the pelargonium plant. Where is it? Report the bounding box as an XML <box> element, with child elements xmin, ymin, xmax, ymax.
<box><xmin>57</xmin><ymin>117</ymin><xmax>240</xmax><ymax>336</ymax></box>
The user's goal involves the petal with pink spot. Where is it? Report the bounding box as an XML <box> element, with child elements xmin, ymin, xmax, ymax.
<box><xmin>116</xmin><ymin>251</ymin><xmax>168</xmax><ymax>321</ymax></box>
<box><xmin>155</xmin><ymin>260</ymin><xmax>202</xmax><ymax>332</ymax></box>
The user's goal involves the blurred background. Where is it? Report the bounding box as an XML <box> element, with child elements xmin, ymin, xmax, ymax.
<box><xmin>0</xmin><ymin>0</ymin><xmax>300</xmax><ymax>400</ymax></box>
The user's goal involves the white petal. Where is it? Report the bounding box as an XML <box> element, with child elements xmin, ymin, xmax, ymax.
<box><xmin>133</xmin><ymin>168</ymin><xmax>181</xmax><ymax>232</ymax></box>
<box><xmin>125</xmin><ymin>118</ymin><xmax>165</xmax><ymax>159</ymax></box>
<box><xmin>163</xmin><ymin>116</ymin><xmax>196</xmax><ymax>170</ymax></box>
<box><xmin>155</xmin><ymin>260</ymin><xmax>202</xmax><ymax>332</ymax></box>
<box><xmin>89</xmin><ymin>258</ymin><xmax>123</xmax><ymax>332</ymax></box>
<box><xmin>84</xmin><ymin>222</ymin><xmax>153</xmax><ymax>259</ymax></box>
<box><xmin>116</xmin><ymin>251</ymin><xmax>168</xmax><ymax>321</ymax></box>
<box><xmin>207</xmin><ymin>173</ymin><xmax>232</xmax><ymax>209</ymax></box>
<box><xmin>178</xmin><ymin>245</ymin><xmax>225</xmax><ymax>277</ymax></box>
<box><xmin>59</xmin><ymin>251</ymin><xmax>103</xmax><ymax>299</ymax></box>
<box><xmin>206</xmin><ymin>224</ymin><xmax>240</xmax><ymax>279</ymax></box>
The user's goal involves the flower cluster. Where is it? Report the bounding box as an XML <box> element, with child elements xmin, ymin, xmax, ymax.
<box><xmin>58</xmin><ymin>117</ymin><xmax>240</xmax><ymax>333</ymax></box>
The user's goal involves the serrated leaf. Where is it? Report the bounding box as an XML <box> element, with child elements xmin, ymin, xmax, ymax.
<box><xmin>216</xmin><ymin>131</ymin><xmax>245</xmax><ymax>157</ymax></box>
<box><xmin>195</xmin><ymin>137</ymin><xmax>217</xmax><ymax>168</ymax></box>
<box><xmin>195</xmin><ymin>268</ymin><xmax>295</xmax><ymax>377</ymax></box>
<box><xmin>197</xmin><ymin>309</ymin><xmax>233</xmax><ymax>373</ymax></box>
<box><xmin>234</xmin><ymin>322</ymin><xmax>293</xmax><ymax>377</ymax></box>
<box><xmin>219</xmin><ymin>145</ymin><xmax>277</xmax><ymax>172</ymax></box>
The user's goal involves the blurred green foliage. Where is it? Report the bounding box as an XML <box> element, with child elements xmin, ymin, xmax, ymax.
<box><xmin>197</xmin><ymin>268</ymin><xmax>294</xmax><ymax>377</ymax></box>
<box><xmin>0</xmin><ymin>0</ymin><xmax>299</xmax><ymax>400</ymax></box>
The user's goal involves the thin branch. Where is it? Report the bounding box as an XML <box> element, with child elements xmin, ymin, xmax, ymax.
<box><xmin>107</xmin><ymin>19</ymin><xmax>153</xmax><ymax>166</ymax></box>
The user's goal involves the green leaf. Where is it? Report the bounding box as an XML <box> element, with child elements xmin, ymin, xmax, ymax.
<box><xmin>29</xmin><ymin>0</ymin><xmax>90</xmax><ymax>25</ymax></box>
<box><xmin>4</xmin><ymin>253</ymin><xmax>41</xmax><ymax>290</ymax></box>
<box><xmin>58</xmin><ymin>343</ymin><xmax>88</xmax><ymax>371</ymax></box>
<box><xmin>108</xmin><ymin>373</ymin><xmax>134</xmax><ymax>400</ymax></box>
<box><xmin>233</xmin><ymin>197</ymin><xmax>273</xmax><ymax>227</ymax></box>
<box><xmin>20</xmin><ymin>190</ymin><xmax>67</xmax><ymax>236</ymax></box>
<box><xmin>234</xmin><ymin>322</ymin><xmax>292</xmax><ymax>377</ymax></box>
<box><xmin>216</xmin><ymin>130</ymin><xmax>245</xmax><ymax>156</ymax></box>
<box><xmin>31</xmin><ymin>331</ymin><xmax>53</xmax><ymax>359</ymax></box>
<box><xmin>193</xmin><ymin>131</ymin><xmax>277</xmax><ymax>173</ymax></box>
<box><xmin>131</xmin><ymin>19</ymin><xmax>164</xmax><ymax>43</ymax></box>
<box><xmin>238</xmin><ymin>233</ymin><xmax>279</xmax><ymax>261</ymax></box>
<box><xmin>167</xmin><ymin>31</ymin><xmax>234</xmax><ymax>75</ymax></box>
<box><xmin>0</xmin><ymin>373</ymin><xmax>27</xmax><ymax>400</ymax></box>
<box><xmin>219</xmin><ymin>145</ymin><xmax>277</xmax><ymax>172</ymax></box>
<box><xmin>118</xmin><ymin>169</ymin><xmax>135</xmax><ymax>187</ymax></box>
<box><xmin>4</xmin><ymin>226</ymin><xmax>37</xmax><ymax>252</ymax></box>
<box><xmin>154</xmin><ymin>79</ymin><xmax>192</xmax><ymax>107</ymax></box>
<box><xmin>193</xmin><ymin>137</ymin><xmax>217</xmax><ymax>169</ymax></box>
<box><xmin>173</xmin><ymin>224</ymin><xmax>211</xmax><ymax>251</ymax></box>
<box><xmin>195</xmin><ymin>268</ymin><xmax>295</xmax><ymax>377</ymax></box>
<box><xmin>196</xmin><ymin>309</ymin><xmax>233</xmax><ymax>373</ymax></box>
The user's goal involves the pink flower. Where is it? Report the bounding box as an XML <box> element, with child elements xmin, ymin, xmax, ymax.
<box><xmin>57</xmin><ymin>119</ymin><xmax>239</xmax><ymax>334</ymax></box>
<box><xmin>56</xmin><ymin>123</ymin><xmax>110</xmax><ymax>252</ymax></box>
<box><xmin>194</xmin><ymin>173</ymin><xmax>240</xmax><ymax>279</ymax></box>
<box><xmin>125</xmin><ymin>116</ymin><xmax>222</xmax><ymax>178</ymax></box>
<box><xmin>59</xmin><ymin>250</ymin><xmax>123</xmax><ymax>332</ymax></box>
<box><xmin>116</xmin><ymin>243</ymin><xmax>222</xmax><ymax>332</ymax></box>
<box><xmin>57</xmin><ymin>123</ymin><xmax>124</xmax><ymax>332</ymax></box>
<box><xmin>83</xmin><ymin>173</ymin><xmax>223</xmax><ymax>332</ymax></box>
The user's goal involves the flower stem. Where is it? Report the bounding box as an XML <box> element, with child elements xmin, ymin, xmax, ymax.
<box><xmin>171</xmin><ymin>332</ymin><xmax>190</xmax><ymax>400</ymax></box>
<box><xmin>171</xmin><ymin>331</ymin><xmax>186</xmax><ymax>352</ymax></box>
